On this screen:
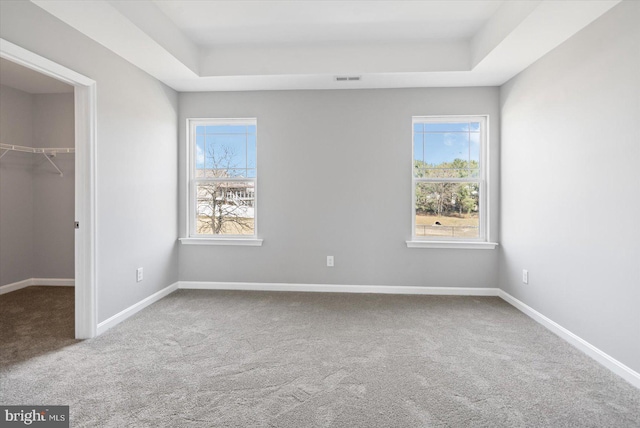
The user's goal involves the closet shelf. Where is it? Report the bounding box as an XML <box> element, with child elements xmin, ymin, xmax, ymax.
<box><xmin>0</xmin><ymin>142</ymin><xmax>75</xmax><ymax>177</ymax></box>
<box><xmin>0</xmin><ymin>143</ymin><xmax>75</xmax><ymax>155</ymax></box>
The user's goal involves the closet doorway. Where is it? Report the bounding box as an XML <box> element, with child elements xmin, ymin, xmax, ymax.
<box><xmin>0</xmin><ymin>39</ymin><xmax>96</xmax><ymax>339</ymax></box>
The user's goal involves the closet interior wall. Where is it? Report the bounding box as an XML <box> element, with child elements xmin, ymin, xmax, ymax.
<box><xmin>0</xmin><ymin>84</ymin><xmax>34</xmax><ymax>286</ymax></box>
<box><xmin>0</xmin><ymin>84</ymin><xmax>75</xmax><ymax>286</ymax></box>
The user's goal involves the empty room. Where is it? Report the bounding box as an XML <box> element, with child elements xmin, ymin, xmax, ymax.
<box><xmin>0</xmin><ymin>0</ymin><xmax>638</xmax><ymax>426</ymax></box>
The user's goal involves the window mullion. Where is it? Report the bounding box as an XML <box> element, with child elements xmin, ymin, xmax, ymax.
<box><xmin>414</xmin><ymin>178</ymin><xmax>481</xmax><ymax>184</ymax></box>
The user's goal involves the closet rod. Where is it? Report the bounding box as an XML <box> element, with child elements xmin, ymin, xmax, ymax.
<box><xmin>0</xmin><ymin>143</ymin><xmax>75</xmax><ymax>177</ymax></box>
<box><xmin>0</xmin><ymin>143</ymin><xmax>75</xmax><ymax>155</ymax></box>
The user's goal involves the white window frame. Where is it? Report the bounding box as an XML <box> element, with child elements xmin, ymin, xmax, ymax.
<box><xmin>180</xmin><ymin>118</ymin><xmax>262</xmax><ymax>246</ymax></box>
<box><xmin>407</xmin><ymin>115</ymin><xmax>497</xmax><ymax>249</ymax></box>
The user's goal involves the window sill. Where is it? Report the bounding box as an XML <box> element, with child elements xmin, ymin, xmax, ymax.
<box><xmin>179</xmin><ymin>238</ymin><xmax>263</xmax><ymax>246</ymax></box>
<box><xmin>406</xmin><ymin>240</ymin><xmax>498</xmax><ymax>249</ymax></box>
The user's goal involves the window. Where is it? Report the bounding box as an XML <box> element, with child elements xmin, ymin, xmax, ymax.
<box><xmin>411</xmin><ymin>116</ymin><xmax>492</xmax><ymax>247</ymax></box>
<box><xmin>186</xmin><ymin>118</ymin><xmax>260</xmax><ymax>244</ymax></box>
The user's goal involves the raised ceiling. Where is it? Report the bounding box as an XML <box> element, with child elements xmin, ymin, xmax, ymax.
<box><xmin>31</xmin><ymin>0</ymin><xmax>620</xmax><ymax>91</ymax></box>
<box><xmin>153</xmin><ymin>1</ymin><xmax>505</xmax><ymax>46</ymax></box>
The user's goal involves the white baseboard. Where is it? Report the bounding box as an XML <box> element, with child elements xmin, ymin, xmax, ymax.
<box><xmin>178</xmin><ymin>281</ymin><xmax>500</xmax><ymax>296</ymax></box>
<box><xmin>0</xmin><ymin>277</ymin><xmax>75</xmax><ymax>295</ymax></box>
<box><xmin>498</xmin><ymin>290</ymin><xmax>640</xmax><ymax>389</ymax></box>
<box><xmin>0</xmin><ymin>278</ymin><xmax>34</xmax><ymax>295</ymax></box>
<box><xmin>96</xmin><ymin>282</ymin><xmax>179</xmax><ymax>335</ymax></box>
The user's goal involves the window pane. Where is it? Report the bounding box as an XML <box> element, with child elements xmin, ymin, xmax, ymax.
<box><xmin>415</xmin><ymin>182</ymin><xmax>479</xmax><ymax>238</ymax></box>
<box><xmin>195</xmin><ymin>169</ymin><xmax>230</xmax><ymax>179</ymax></box>
<box><xmin>425</xmin><ymin>132</ymin><xmax>470</xmax><ymax>166</ymax></box>
<box><xmin>424</xmin><ymin>122</ymin><xmax>469</xmax><ymax>132</ymax></box>
<box><xmin>417</xmin><ymin>168</ymin><xmax>476</xmax><ymax>179</ymax></box>
<box><xmin>196</xmin><ymin>125</ymin><xmax>205</xmax><ymax>135</ymax></box>
<box><xmin>206</xmin><ymin>124</ymin><xmax>247</xmax><ymax>134</ymax></box>
<box><xmin>195</xmin><ymin>135</ymin><xmax>205</xmax><ymax>169</ymax></box>
<box><xmin>216</xmin><ymin>134</ymin><xmax>247</xmax><ymax>169</ymax></box>
<box><xmin>413</xmin><ymin>123</ymin><xmax>424</xmax><ymax>133</ymax></box>
<box><xmin>203</xmin><ymin>134</ymin><xmax>246</xmax><ymax>170</ymax></box>
<box><xmin>227</xmin><ymin>168</ymin><xmax>253</xmax><ymax>178</ymax></box>
<box><xmin>247</xmin><ymin>134</ymin><xmax>257</xmax><ymax>169</ymax></box>
<box><xmin>470</xmin><ymin>132</ymin><xmax>480</xmax><ymax>163</ymax></box>
<box><xmin>199</xmin><ymin>125</ymin><xmax>256</xmax><ymax>172</ymax></box>
<box><xmin>196</xmin><ymin>181</ymin><xmax>255</xmax><ymax>235</ymax></box>
<box><xmin>204</xmin><ymin>135</ymin><xmax>216</xmax><ymax>169</ymax></box>
<box><xmin>413</xmin><ymin>133</ymin><xmax>424</xmax><ymax>164</ymax></box>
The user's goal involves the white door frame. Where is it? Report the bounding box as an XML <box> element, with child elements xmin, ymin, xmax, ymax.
<box><xmin>0</xmin><ymin>39</ymin><xmax>98</xmax><ymax>339</ymax></box>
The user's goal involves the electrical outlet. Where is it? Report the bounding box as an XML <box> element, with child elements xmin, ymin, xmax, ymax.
<box><xmin>522</xmin><ymin>269</ymin><xmax>528</xmax><ymax>284</ymax></box>
<box><xmin>327</xmin><ymin>256</ymin><xmax>334</xmax><ymax>267</ymax></box>
<box><xmin>136</xmin><ymin>267</ymin><xmax>144</xmax><ymax>282</ymax></box>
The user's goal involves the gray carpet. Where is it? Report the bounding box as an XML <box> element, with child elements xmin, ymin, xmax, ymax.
<box><xmin>1</xmin><ymin>287</ymin><xmax>639</xmax><ymax>427</ymax></box>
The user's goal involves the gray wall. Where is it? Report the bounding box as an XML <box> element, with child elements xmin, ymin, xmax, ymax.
<box><xmin>33</xmin><ymin>93</ymin><xmax>75</xmax><ymax>279</ymax></box>
<box><xmin>499</xmin><ymin>1</ymin><xmax>640</xmax><ymax>373</ymax></box>
<box><xmin>0</xmin><ymin>1</ymin><xmax>179</xmax><ymax>323</ymax></box>
<box><xmin>179</xmin><ymin>88</ymin><xmax>500</xmax><ymax>287</ymax></box>
<box><xmin>0</xmin><ymin>85</ymin><xmax>34</xmax><ymax>285</ymax></box>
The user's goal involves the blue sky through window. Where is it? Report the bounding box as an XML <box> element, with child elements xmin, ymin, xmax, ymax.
<box><xmin>195</xmin><ymin>124</ymin><xmax>256</xmax><ymax>177</ymax></box>
<box><xmin>414</xmin><ymin>121</ymin><xmax>480</xmax><ymax>166</ymax></box>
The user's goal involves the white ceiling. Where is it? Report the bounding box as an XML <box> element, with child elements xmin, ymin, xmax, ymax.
<box><xmin>30</xmin><ymin>0</ymin><xmax>621</xmax><ymax>92</ymax></box>
<box><xmin>0</xmin><ymin>58</ymin><xmax>73</xmax><ymax>94</ymax></box>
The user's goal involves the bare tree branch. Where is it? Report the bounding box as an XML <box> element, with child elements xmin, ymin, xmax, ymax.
<box><xmin>197</xmin><ymin>143</ymin><xmax>255</xmax><ymax>235</ymax></box>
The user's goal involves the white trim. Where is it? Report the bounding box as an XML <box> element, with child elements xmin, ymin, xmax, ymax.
<box><xmin>0</xmin><ymin>40</ymin><xmax>94</xmax><ymax>86</ymax></box>
<box><xmin>96</xmin><ymin>282</ymin><xmax>179</xmax><ymax>335</ymax></box>
<box><xmin>1</xmin><ymin>39</ymin><xmax>98</xmax><ymax>340</ymax></box>
<box><xmin>0</xmin><ymin>279</ymin><xmax>34</xmax><ymax>295</ymax></box>
<box><xmin>498</xmin><ymin>290</ymin><xmax>640</xmax><ymax>390</ymax></box>
<box><xmin>184</xmin><ymin>118</ymin><xmax>190</xmax><ymax>238</ymax></box>
<box><xmin>179</xmin><ymin>281</ymin><xmax>499</xmax><ymax>296</ymax></box>
<box><xmin>406</xmin><ymin>240</ymin><xmax>498</xmax><ymax>249</ymax></box>
<box><xmin>0</xmin><ymin>278</ymin><xmax>75</xmax><ymax>294</ymax></box>
<box><xmin>74</xmin><ymin>81</ymin><xmax>98</xmax><ymax>339</ymax></box>
<box><xmin>485</xmin><ymin>115</ymin><xmax>492</xmax><ymax>241</ymax></box>
<box><xmin>189</xmin><ymin>117</ymin><xmax>257</xmax><ymax>126</ymax></box>
<box><xmin>179</xmin><ymin>238</ymin><xmax>263</xmax><ymax>246</ymax></box>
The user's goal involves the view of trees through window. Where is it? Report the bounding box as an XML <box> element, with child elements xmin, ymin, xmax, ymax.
<box><xmin>413</xmin><ymin>119</ymin><xmax>484</xmax><ymax>239</ymax></box>
<box><xmin>192</xmin><ymin>120</ymin><xmax>256</xmax><ymax>236</ymax></box>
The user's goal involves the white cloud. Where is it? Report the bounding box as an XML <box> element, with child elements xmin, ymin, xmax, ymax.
<box><xmin>196</xmin><ymin>144</ymin><xmax>205</xmax><ymax>166</ymax></box>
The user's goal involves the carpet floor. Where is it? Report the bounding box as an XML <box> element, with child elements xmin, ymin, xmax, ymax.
<box><xmin>1</xmin><ymin>287</ymin><xmax>639</xmax><ymax>427</ymax></box>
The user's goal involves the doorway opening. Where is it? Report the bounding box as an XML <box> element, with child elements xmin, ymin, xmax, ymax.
<box><xmin>0</xmin><ymin>39</ymin><xmax>97</xmax><ymax>339</ymax></box>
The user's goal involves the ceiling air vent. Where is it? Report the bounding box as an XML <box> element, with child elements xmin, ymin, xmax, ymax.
<box><xmin>335</xmin><ymin>76</ymin><xmax>361</xmax><ymax>82</ymax></box>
